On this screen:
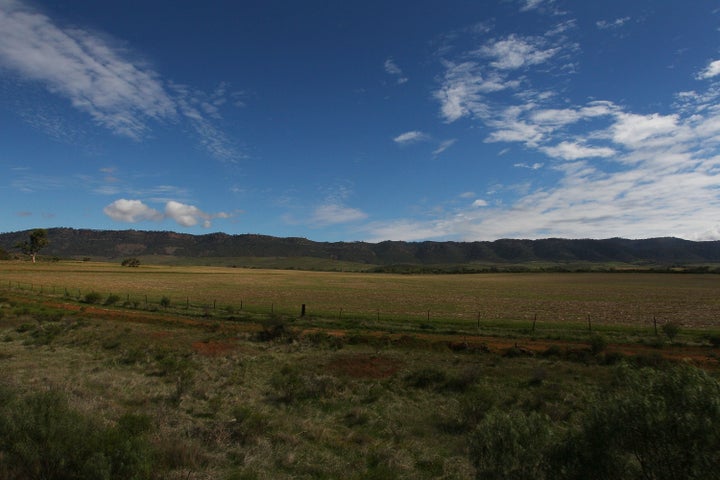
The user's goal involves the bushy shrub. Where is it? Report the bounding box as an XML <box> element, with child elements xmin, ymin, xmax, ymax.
<box><xmin>0</xmin><ymin>389</ymin><xmax>154</xmax><ymax>479</ymax></box>
<box><xmin>470</xmin><ymin>409</ymin><xmax>553</xmax><ymax>480</ymax></box>
<box><xmin>468</xmin><ymin>364</ymin><xmax>720</xmax><ymax>480</ymax></box>
<box><xmin>104</xmin><ymin>294</ymin><xmax>121</xmax><ymax>306</ymax></box>
<box><xmin>661</xmin><ymin>322</ymin><xmax>681</xmax><ymax>342</ymax></box>
<box><xmin>83</xmin><ymin>291</ymin><xmax>103</xmax><ymax>304</ymax></box>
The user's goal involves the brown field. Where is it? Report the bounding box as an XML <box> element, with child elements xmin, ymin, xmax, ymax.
<box><xmin>2</xmin><ymin>261</ymin><xmax>719</xmax><ymax>330</ymax></box>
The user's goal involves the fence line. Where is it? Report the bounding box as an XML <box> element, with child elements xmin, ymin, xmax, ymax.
<box><xmin>0</xmin><ymin>278</ymin><xmax>688</xmax><ymax>336</ymax></box>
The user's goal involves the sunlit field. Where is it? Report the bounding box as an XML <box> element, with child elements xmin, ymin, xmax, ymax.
<box><xmin>2</xmin><ymin>261</ymin><xmax>719</xmax><ymax>331</ymax></box>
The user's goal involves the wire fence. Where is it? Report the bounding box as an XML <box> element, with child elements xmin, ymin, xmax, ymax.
<box><xmin>0</xmin><ymin>278</ymin><xmax>701</xmax><ymax>340</ymax></box>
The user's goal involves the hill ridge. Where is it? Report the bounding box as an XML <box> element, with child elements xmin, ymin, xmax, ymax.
<box><xmin>1</xmin><ymin>228</ymin><xmax>719</xmax><ymax>267</ymax></box>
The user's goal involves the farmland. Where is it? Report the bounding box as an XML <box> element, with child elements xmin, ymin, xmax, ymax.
<box><xmin>1</xmin><ymin>261</ymin><xmax>719</xmax><ymax>479</ymax></box>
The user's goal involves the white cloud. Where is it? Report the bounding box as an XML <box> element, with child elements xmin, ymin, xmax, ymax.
<box><xmin>103</xmin><ymin>199</ymin><xmax>163</xmax><ymax>223</ymax></box>
<box><xmin>312</xmin><ymin>204</ymin><xmax>367</xmax><ymax>225</ymax></box>
<box><xmin>478</xmin><ymin>34</ymin><xmax>559</xmax><ymax>70</ymax></box>
<box><xmin>542</xmin><ymin>141</ymin><xmax>616</xmax><ymax>160</ymax></box>
<box><xmin>610</xmin><ymin>112</ymin><xmax>688</xmax><ymax>150</ymax></box>
<box><xmin>472</xmin><ymin>199</ymin><xmax>488</xmax><ymax>207</ymax></box>
<box><xmin>0</xmin><ymin>0</ymin><xmax>242</xmax><ymax>161</ymax></box>
<box><xmin>393</xmin><ymin>130</ymin><xmax>428</xmax><ymax>145</ymax></box>
<box><xmin>434</xmin><ymin>60</ymin><xmax>513</xmax><ymax>122</ymax></box>
<box><xmin>384</xmin><ymin>57</ymin><xmax>408</xmax><ymax>84</ymax></box>
<box><xmin>0</xmin><ymin>0</ymin><xmax>176</xmax><ymax>139</ymax></box>
<box><xmin>433</xmin><ymin>139</ymin><xmax>457</xmax><ymax>155</ymax></box>
<box><xmin>519</xmin><ymin>0</ymin><xmax>546</xmax><ymax>12</ymax></box>
<box><xmin>697</xmin><ymin>60</ymin><xmax>720</xmax><ymax>80</ymax></box>
<box><xmin>164</xmin><ymin>201</ymin><xmax>206</xmax><ymax>227</ymax></box>
<box><xmin>596</xmin><ymin>17</ymin><xmax>630</xmax><ymax>30</ymax></box>
<box><xmin>104</xmin><ymin>199</ymin><xmax>231</xmax><ymax>228</ymax></box>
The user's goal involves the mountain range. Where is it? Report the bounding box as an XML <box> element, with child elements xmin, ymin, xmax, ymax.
<box><xmin>1</xmin><ymin>228</ymin><xmax>720</xmax><ymax>270</ymax></box>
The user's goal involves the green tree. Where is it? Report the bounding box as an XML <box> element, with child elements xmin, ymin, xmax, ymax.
<box><xmin>16</xmin><ymin>229</ymin><xmax>49</xmax><ymax>263</ymax></box>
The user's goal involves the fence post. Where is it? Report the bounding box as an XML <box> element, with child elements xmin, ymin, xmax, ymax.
<box><xmin>587</xmin><ymin>314</ymin><xmax>592</xmax><ymax>332</ymax></box>
<box><xmin>532</xmin><ymin>313</ymin><xmax>537</xmax><ymax>333</ymax></box>
<box><xmin>301</xmin><ymin>304</ymin><xmax>306</xmax><ymax>317</ymax></box>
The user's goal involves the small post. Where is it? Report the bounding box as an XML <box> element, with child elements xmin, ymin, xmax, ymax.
<box><xmin>377</xmin><ymin>309</ymin><xmax>380</xmax><ymax>322</ymax></box>
<box><xmin>653</xmin><ymin>315</ymin><xmax>658</xmax><ymax>336</ymax></box>
<box><xmin>240</xmin><ymin>300</ymin><xmax>243</xmax><ymax>310</ymax></box>
<box><xmin>477</xmin><ymin>312</ymin><xmax>481</xmax><ymax>331</ymax></box>
<box><xmin>587</xmin><ymin>314</ymin><xmax>592</xmax><ymax>332</ymax></box>
<box><xmin>301</xmin><ymin>304</ymin><xmax>306</xmax><ymax>317</ymax></box>
<box><xmin>339</xmin><ymin>308</ymin><xmax>343</xmax><ymax>320</ymax></box>
<box><xmin>271</xmin><ymin>303</ymin><xmax>274</xmax><ymax>314</ymax></box>
<box><xmin>186</xmin><ymin>297</ymin><xmax>190</xmax><ymax>309</ymax></box>
<box><xmin>532</xmin><ymin>313</ymin><xmax>537</xmax><ymax>333</ymax></box>
<box><xmin>427</xmin><ymin>310</ymin><xmax>430</xmax><ymax>322</ymax></box>
<box><xmin>213</xmin><ymin>300</ymin><xmax>216</xmax><ymax>310</ymax></box>
<box><xmin>145</xmin><ymin>295</ymin><xmax>148</xmax><ymax>308</ymax></box>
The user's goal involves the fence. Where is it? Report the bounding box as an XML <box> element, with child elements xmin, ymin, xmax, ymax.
<box><xmin>0</xmin><ymin>278</ymin><xmax>695</xmax><ymax>340</ymax></box>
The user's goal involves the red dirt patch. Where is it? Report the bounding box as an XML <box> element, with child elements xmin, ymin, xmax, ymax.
<box><xmin>192</xmin><ymin>340</ymin><xmax>237</xmax><ymax>356</ymax></box>
<box><xmin>327</xmin><ymin>353</ymin><xmax>402</xmax><ymax>379</ymax></box>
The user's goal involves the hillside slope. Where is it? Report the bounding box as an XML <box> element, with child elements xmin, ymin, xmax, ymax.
<box><xmin>1</xmin><ymin>228</ymin><xmax>719</xmax><ymax>266</ymax></box>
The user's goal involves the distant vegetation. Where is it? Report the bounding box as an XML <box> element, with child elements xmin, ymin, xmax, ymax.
<box><xmin>1</xmin><ymin>228</ymin><xmax>720</xmax><ymax>271</ymax></box>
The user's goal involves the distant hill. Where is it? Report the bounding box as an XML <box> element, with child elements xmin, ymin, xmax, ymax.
<box><xmin>1</xmin><ymin>228</ymin><xmax>719</xmax><ymax>269</ymax></box>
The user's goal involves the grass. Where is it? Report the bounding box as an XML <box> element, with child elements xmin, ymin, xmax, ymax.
<box><xmin>0</xmin><ymin>262</ymin><xmax>720</xmax><ymax>342</ymax></box>
<box><xmin>0</xmin><ymin>266</ymin><xmax>719</xmax><ymax>478</ymax></box>
<box><xmin>0</xmin><ymin>303</ymin><xmax>609</xmax><ymax>479</ymax></box>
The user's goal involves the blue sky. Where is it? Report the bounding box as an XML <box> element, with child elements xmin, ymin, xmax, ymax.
<box><xmin>2</xmin><ymin>0</ymin><xmax>720</xmax><ymax>242</ymax></box>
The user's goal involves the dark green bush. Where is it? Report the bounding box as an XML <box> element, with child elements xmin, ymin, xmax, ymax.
<box><xmin>468</xmin><ymin>364</ymin><xmax>720</xmax><ymax>480</ymax></box>
<box><xmin>104</xmin><ymin>294</ymin><xmax>121</xmax><ymax>306</ymax></box>
<box><xmin>83</xmin><ymin>291</ymin><xmax>103</xmax><ymax>304</ymax></box>
<box><xmin>661</xmin><ymin>322</ymin><xmax>681</xmax><ymax>342</ymax></box>
<box><xmin>0</xmin><ymin>389</ymin><xmax>154</xmax><ymax>479</ymax></box>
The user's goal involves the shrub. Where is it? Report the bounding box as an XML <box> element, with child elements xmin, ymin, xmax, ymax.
<box><xmin>661</xmin><ymin>322</ymin><xmax>681</xmax><ymax>342</ymax></box>
<box><xmin>467</xmin><ymin>365</ymin><xmax>720</xmax><ymax>480</ymax></box>
<box><xmin>470</xmin><ymin>409</ymin><xmax>553</xmax><ymax>480</ymax></box>
<box><xmin>159</xmin><ymin>296</ymin><xmax>171</xmax><ymax>309</ymax></box>
<box><xmin>122</xmin><ymin>257</ymin><xmax>141</xmax><ymax>267</ymax></box>
<box><xmin>0</xmin><ymin>389</ymin><xmax>154</xmax><ymax>479</ymax></box>
<box><xmin>551</xmin><ymin>364</ymin><xmax>720</xmax><ymax>480</ymax></box>
<box><xmin>104</xmin><ymin>294</ymin><xmax>121</xmax><ymax>306</ymax></box>
<box><xmin>83</xmin><ymin>291</ymin><xmax>103</xmax><ymax>304</ymax></box>
<box><xmin>589</xmin><ymin>334</ymin><xmax>607</xmax><ymax>355</ymax></box>
<box><xmin>403</xmin><ymin>367</ymin><xmax>447</xmax><ymax>389</ymax></box>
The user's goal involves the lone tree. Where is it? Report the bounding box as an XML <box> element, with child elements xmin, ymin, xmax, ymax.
<box><xmin>16</xmin><ymin>229</ymin><xmax>49</xmax><ymax>263</ymax></box>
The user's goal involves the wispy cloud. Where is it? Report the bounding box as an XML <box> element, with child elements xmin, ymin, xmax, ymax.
<box><xmin>477</xmin><ymin>34</ymin><xmax>560</xmax><ymax>70</ymax></box>
<box><xmin>0</xmin><ymin>0</ymin><xmax>242</xmax><ymax>160</ymax></box>
<box><xmin>311</xmin><ymin>203</ymin><xmax>368</xmax><ymax>226</ymax></box>
<box><xmin>596</xmin><ymin>17</ymin><xmax>630</xmax><ymax>30</ymax></box>
<box><xmin>393</xmin><ymin>130</ymin><xmax>429</xmax><ymax>145</ymax></box>
<box><xmin>364</xmin><ymin>14</ymin><xmax>720</xmax><ymax>242</ymax></box>
<box><xmin>433</xmin><ymin>139</ymin><xmax>457</xmax><ymax>155</ymax></box>
<box><xmin>384</xmin><ymin>57</ymin><xmax>408</xmax><ymax>84</ymax></box>
<box><xmin>0</xmin><ymin>0</ymin><xmax>176</xmax><ymax>139</ymax></box>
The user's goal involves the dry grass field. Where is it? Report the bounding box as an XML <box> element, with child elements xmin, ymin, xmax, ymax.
<box><xmin>2</xmin><ymin>261</ymin><xmax>720</xmax><ymax>330</ymax></box>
